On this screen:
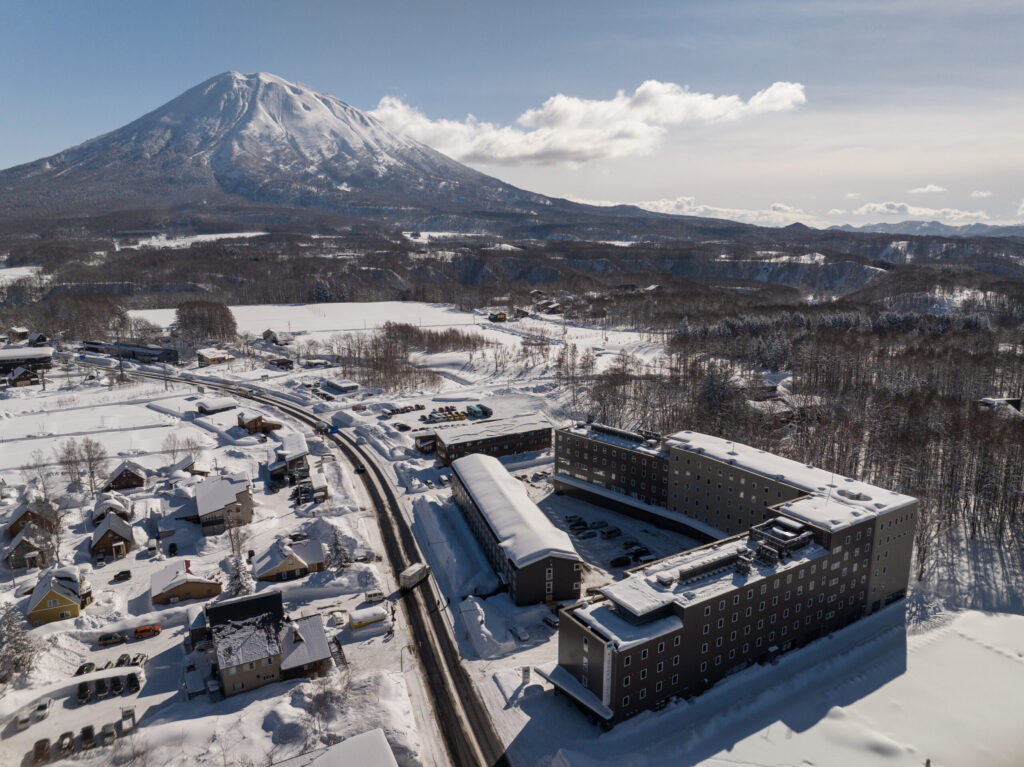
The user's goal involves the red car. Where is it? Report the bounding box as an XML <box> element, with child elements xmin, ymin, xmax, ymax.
<box><xmin>134</xmin><ymin>624</ymin><xmax>162</xmax><ymax>639</ymax></box>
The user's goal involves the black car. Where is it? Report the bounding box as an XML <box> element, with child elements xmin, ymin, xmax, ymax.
<box><xmin>609</xmin><ymin>555</ymin><xmax>632</xmax><ymax>568</ymax></box>
<box><xmin>115</xmin><ymin>653</ymin><xmax>132</xmax><ymax>667</ymax></box>
<box><xmin>395</xmin><ymin>423</ymin><xmax>410</xmax><ymax>432</ymax></box>
<box><xmin>77</xmin><ymin>681</ymin><xmax>91</xmax><ymax>705</ymax></box>
<box><xmin>168</xmin><ymin>542</ymin><xmax>178</xmax><ymax>556</ymax></box>
<box><xmin>631</xmin><ymin>547</ymin><xmax>652</xmax><ymax>562</ymax></box>
<box><xmin>354</xmin><ymin>464</ymin><xmax>366</xmax><ymax>474</ymax></box>
<box><xmin>74</xmin><ymin>662</ymin><xmax>96</xmax><ymax>676</ymax></box>
<box><xmin>80</xmin><ymin>724</ymin><xmax>96</xmax><ymax>750</ymax></box>
<box><xmin>56</xmin><ymin>731</ymin><xmax>74</xmax><ymax>757</ymax></box>
<box><xmin>95</xmin><ymin>677</ymin><xmax>109</xmax><ymax>700</ymax></box>
<box><xmin>126</xmin><ymin>672</ymin><xmax>141</xmax><ymax>693</ymax></box>
<box><xmin>31</xmin><ymin>738</ymin><xmax>50</xmax><ymax>765</ymax></box>
<box><xmin>111</xmin><ymin>675</ymin><xmax>124</xmax><ymax>696</ymax></box>
<box><xmin>600</xmin><ymin>527</ymin><xmax>622</xmax><ymax>539</ymax></box>
<box><xmin>113</xmin><ymin>570</ymin><xmax>132</xmax><ymax>582</ymax></box>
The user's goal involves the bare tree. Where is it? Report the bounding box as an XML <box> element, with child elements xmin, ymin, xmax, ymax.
<box><xmin>55</xmin><ymin>439</ymin><xmax>84</xmax><ymax>489</ymax></box>
<box><xmin>21</xmin><ymin>449</ymin><xmax>55</xmax><ymax>505</ymax></box>
<box><xmin>162</xmin><ymin>432</ymin><xmax>183</xmax><ymax>462</ymax></box>
<box><xmin>81</xmin><ymin>438</ymin><xmax>109</xmax><ymax>495</ymax></box>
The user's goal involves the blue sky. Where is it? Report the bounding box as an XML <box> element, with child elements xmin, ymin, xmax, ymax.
<box><xmin>1</xmin><ymin>1</ymin><xmax>1022</xmax><ymax>226</ymax></box>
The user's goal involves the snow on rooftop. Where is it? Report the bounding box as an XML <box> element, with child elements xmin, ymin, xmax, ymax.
<box><xmin>28</xmin><ymin>565</ymin><xmax>83</xmax><ymax>611</ymax></box>
<box><xmin>91</xmin><ymin>512</ymin><xmax>132</xmax><ymax>546</ymax></box>
<box><xmin>194</xmin><ymin>473</ymin><xmax>248</xmax><ymax>518</ymax></box>
<box><xmin>0</xmin><ymin>347</ymin><xmax>53</xmax><ymax>360</ymax></box>
<box><xmin>574</xmin><ymin>600</ymin><xmax>684</xmax><ymax>651</ymax></box>
<box><xmin>666</xmin><ymin>430</ymin><xmax>917</xmax><ymax>531</ymax></box>
<box><xmin>279</xmin><ymin>614</ymin><xmax>331</xmax><ymax>671</ymax></box>
<box><xmin>150</xmin><ymin>561</ymin><xmax>220</xmax><ymax>598</ymax></box>
<box><xmin>272</xmin><ymin>728</ymin><xmax>398</xmax><ymax>767</ymax></box>
<box><xmin>196</xmin><ymin>396</ymin><xmax>237</xmax><ymax>412</ymax></box>
<box><xmin>276</xmin><ymin>431</ymin><xmax>309</xmax><ymax>461</ymax></box>
<box><xmin>560</xmin><ymin>422</ymin><xmax>667</xmax><ymax>457</ymax></box>
<box><xmin>595</xmin><ymin>535</ymin><xmax>826</xmax><ymax>623</ymax></box>
<box><xmin>213</xmin><ymin>613</ymin><xmax>282</xmax><ymax>668</ymax></box>
<box><xmin>451</xmin><ymin>454</ymin><xmax>580</xmax><ymax>568</ymax></box>
<box><xmin>438</xmin><ymin>412</ymin><xmax>552</xmax><ymax>447</ymax></box>
<box><xmin>252</xmin><ymin>538</ymin><xmax>326</xmax><ymax>578</ymax></box>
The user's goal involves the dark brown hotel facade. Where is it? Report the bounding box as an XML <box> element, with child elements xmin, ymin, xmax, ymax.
<box><xmin>540</xmin><ymin>423</ymin><xmax>916</xmax><ymax>723</ymax></box>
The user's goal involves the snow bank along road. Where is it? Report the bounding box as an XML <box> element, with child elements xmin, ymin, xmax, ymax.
<box><xmin>104</xmin><ymin>362</ymin><xmax>509</xmax><ymax>767</ymax></box>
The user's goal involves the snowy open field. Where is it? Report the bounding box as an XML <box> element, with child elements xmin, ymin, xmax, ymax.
<box><xmin>0</xmin><ymin>265</ymin><xmax>42</xmax><ymax>285</ymax></box>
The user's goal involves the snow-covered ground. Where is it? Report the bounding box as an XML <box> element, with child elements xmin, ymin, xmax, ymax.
<box><xmin>3</xmin><ymin>299</ymin><xmax>1021</xmax><ymax>766</ymax></box>
<box><xmin>0</xmin><ymin>265</ymin><xmax>42</xmax><ymax>285</ymax></box>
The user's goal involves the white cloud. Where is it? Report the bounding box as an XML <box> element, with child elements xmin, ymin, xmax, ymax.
<box><xmin>574</xmin><ymin>195</ymin><xmax>812</xmax><ymax>227</ymax></box>
<box><xmin>853</xmin><ymin>201</ymin><xmax>988</xmax><ymax>223</ymax></box>
<box><xmin>1017</xmin><ymin>200</ymin><xmax>1024</xmax><ymax>218</ymax></box>
<box><xmin>827</xmin><ymin>208</ymin><xmax>847</xmax><ymax>215</ymax></box>
<box><xmin>844</xmin><ymin>192</ymin><xmax>861</xmax><ymax>199</ymax></box>
<box><xmin>369</xmin><ymin>80</ymin><xmax>806</xmax><ymax>165</ymax></box>
<box><xmin>907</xmin><ymin>184</ymin><xmax>947</xmax><ymax>194</ymax></box>
<box><xmin>970</xmin><ymin>190</ymin><xmax>993</xmax><ymax>198</ymax></box>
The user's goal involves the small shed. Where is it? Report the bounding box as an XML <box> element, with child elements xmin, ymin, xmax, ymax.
<box><xmin>8</xmin><ymin>367</ymin><xmax>39</xmax><ymax>386</ymax></box>
<box><xmin>196</xmin><ymin>397</ymin><xmax>238</xmax><ymax>415</ymax></box>
<box><xmin>101</xmin><ymin>460</ymin><xmax>148</xmax><ymax>493</ymax></box>
<box><xmin>196</xmin><ymin>348</ymin><xmax>234</xmax><ymax>367</ymax></box>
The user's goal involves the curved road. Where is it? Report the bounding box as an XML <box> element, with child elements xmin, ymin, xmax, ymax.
<box><xmin>100</xmin><ymin>363</ymin><xmax>509</xmax><ymax>767</ymax></box>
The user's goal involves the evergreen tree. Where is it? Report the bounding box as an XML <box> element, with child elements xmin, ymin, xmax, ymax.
<box><xmin>0</xmin><ymin>605</ymin><xmax>39</xmax><ymax>684</ymax></box>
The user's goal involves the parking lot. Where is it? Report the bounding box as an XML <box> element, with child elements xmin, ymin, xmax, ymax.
<box><xmin>1</xmin><ymin>624</ymin><xmax>184</xmax><ymax>765</ymax></box>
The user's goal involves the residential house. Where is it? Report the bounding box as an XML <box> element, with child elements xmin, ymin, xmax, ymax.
<box><xmin>268</xmin><ymin>432</ymin><xmax>309</xmax><ymax>481</ymax></box>
<box><xmin>6</xmin><ymin>326</ymin><xmax>29</xmax><ymax>342</ymax></box>
<box><xmin>151</xmin><ymin>560</ymin><xmax>222</xmax><ymax>605</ymax></box>
<box><xmin>0</xmin><ymin>346</ymin><xmax>53</xmax><ymax>375</ymax></box>
<box><xmin>92</xmin><ymin>491</ymin><xmax>134</xmax><ymax>524</ymax></box>
<box><xmin>4</xmin><ymin>495</ymin><xmax>58</xmax><ymax>540</ymax></box>
<box><xmin>207</xmin><ymin>590</ymin><xmax>333</xmax><ymax>697</ymax></box>
<box><xmin>91</xmin><ymin>513</ymin><xmax>134</xmax><ymax>559</ymax></box>
<box><xmin>196</xmin><ymin>348</ymin><xmax>235</xmax><ymax>367</ymax></box>
<box><xmin>252</xmin><ymin>538</ymin><xmax>328</xmax><ymax>582</ymax></box>
<box><xmin>272</xmin><ymin>729</ymin><xmax>398</xmax><ymax>767</ymax></box>
<box><xmin>3</xmin><ymin>523</ymin><xmax>55</xmax><ymax>570</ymax></box>
<box><xmin>167</xmin><ymin>452</ymin><xmax>213</xmax><ymax>477</ymax></box>
<box><xmin>26</xmin><ymin>566</ymin><xmax>93</xmax><ymax>625</ymax></box>
<box><xmin>269</xmin><ymin>358</ymin><xmax>294</xmax><ymax>371</ymax></box>
<box><xmin>262</xmin><ymin>329</ymin><xmax>295</xmax><ymax>346</ymax></box>
<box><xmin>27</xmin><ymin>331</ymin><xmax>49</xmax><ymax>346</ymax></box>
<box><xmin>194</xmin><ymin>473</ymin><xmax>253</xmax><ymax>535</ymax></box>
<box><xmin>237</xmin><ymin>410</ymin><xmax>283</xmax><ymax>435</ymax></box>
<box><xmin>196</xmin><ymin>397</ymin><xmax>238</xmax><ymax>415</ymax></box>
<box><xmin>7</xmin><ymin>367</ymin><xmax>39</xmax><ymax>386</ymax></box>
<box><xmin>101</xmin><ymin>460</ymin><xmax>148</xmax><ymax>493</ymax></box>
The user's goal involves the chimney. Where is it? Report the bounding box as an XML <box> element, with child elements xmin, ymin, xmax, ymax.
<box><xmin>184</xmin><ymin>559</ymin><xmax>191</xmax><ymax>574</ymax></box>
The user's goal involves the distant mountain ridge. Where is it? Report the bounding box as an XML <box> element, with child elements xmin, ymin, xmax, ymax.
<box><xmin>830</xmin><ymin>220</ymin><xmax>1024</xmax><ymax>239</ymax></box>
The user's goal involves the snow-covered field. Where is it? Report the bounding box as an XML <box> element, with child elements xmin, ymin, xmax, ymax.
<box><xmin>3</xmin><ymin>299</ymin><xmax>1021</xmax><ymax>766</ymax></box>
<box><xmin>0</xmin><ymin>265</ymin><xmax>42</xmax><ymax>284</ymax></box>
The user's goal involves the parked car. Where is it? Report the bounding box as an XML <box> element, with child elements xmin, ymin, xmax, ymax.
<box><xmin>95</xmin><ymin>677</ymin><xmax>109</xmax><ymax>700</ymax></box>
<box><xmin>134</xmin><ymin>624</ymin><xmax>161</xmax><ymax>639</ymax></box>
<box><xmin>75</xmin><ymin>661</ymin><xmax>96</xmax><ymax>676</ymax></box>
<box><xmin>31</xmin><ymin>738</ymin><xmax>50</xmax><ymax>765</ymax></box>
<box><xmin>15</xmin><ymin>708</ymin><xmax>31</xmax><ymax>731</ymax></box>
<box><xmin>31</xmin><ymin>698</ymin><xmax>53</xmax><ymax>722</ymax></box>
<box><xmin>113</xmin><ymin>570</ymin><xmax>132</xmax><ymax>582</ymax></box>
<box><xmin>77</xmin><ymin>681</ymin><xmax>91</xmax><ymax>705</ymax></box>
<box><xmin>115</xmin><ymin>653</ymin><xmax>132</xmax><ymax>667</ymax></box>
<box><xmin>577</xmin><ymin>530</ymin><xmax>598</xmax><ymax>539</ymax></box>
<box><xmin>589</xmin><ymin>520</ymin><xmax>608</xmax><ymax>529</ymax></box>
<box><xmin>97</xmin><ymin>632</ymin><xmax>128</xmax><ymax>647</ymax></box>
<box><xmin>609</xmin><ymin>555</ymin><xmax>632</xmax><ymax>568</ymax></box>
<box><xmin>542</xmin><ymin>614</ymin><xmax>559</xmax><ymax>629</ymax></box>
<box><xmin>101</xmin><ymin>660</ymin><xmax>114</xmax><ymax>670</ymax></box>
<box><xmin>167</xmin><ymin>542</ymin><xmax>178</xmax><ymax>556</ymax></box>
<box><xmin>354</xmin><ymin>464</ymin><xmax>366</xmax><ymax>474</ymax></box>
<box><xmin>80</xmin><ymin>724</ymin><xmax>96</xmax><ymax>750</ymax></box>
<box><xmin>101</xmin><ymin>722</ymin><xmax>117</xmax><ymax>746</ymax></box>
<box><xmin>600</xmin><ymin>527</ymin><xmax>622</xmax><ymax>539</ymax></box>
<box><xmin>565</xmin><ymin>515</ymin><xmax>583</xmax><ymax>524</ymax></box>
<box><xmin>57</xmin><ymin>731</ymin><xmax>74</xmax><ymax>757</ymax></box>
<box><xmin>130</xmin><ymin>652</ymin><xmax>148</xmax><ymax>667</ymax></box>
<box><xmin>509</xmin><ymin>625</ymin><xmax>530</xmax><ymax>642</ymax></box>
<box><xmin>111</xmin><ymin>676</ymin><xmax>124</xmax><ymax>696</ymax></box>
<box><xmin>94</xmin><ymin>554</ymin><xmax>106</xmax><ymax>568</ymax></box>
<box><xmin>621</xmin><ymin>539</ymin><xmax>641</xmax><ymax>550</ymax></box>
<box><xmin>630</xmin><ymin>547</ymin><xmax>652</xmax><ymax>562</ymax></box>
<box><xmin>127</xmin><ymin>673</ymin><xmax>141</xmax><ymax>693</ymax></box>
<box><xmin>569</xmin><ymin>522</ymin><xmax>588</xmax><ymax>533</ymax></box>
<box><xmin>424</xmin><ymin>479</ymin><xmax>434</xmax><ymax>488</ymax></box>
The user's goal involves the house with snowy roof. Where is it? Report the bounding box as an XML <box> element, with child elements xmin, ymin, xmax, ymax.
<box><xmin>262</xmin><ymin>329</ymin><xmax>294</xmax><ymax>346</ymax></box>
<box><xmin>101</xmin><ymin>459</ymin><xmax>148</xmax><ymax>493</ymax></box>
<box><xmin>91</xmin><ymin>491</ymin><xmax>134</xmax><ymax>524</ymax></box>
<box><xmin>3</xmin><ymin>522</ymin><xmax>54</xmax><ymax>570</ymax></box>
<box><xmin>7</xmin><ymin>366</ymin><xmax>39</xmax><ymax>386</ymax></box>
<box><xmin>272</xmin><ymin>728</ymin><xmax>398</xmax><ymax>767</ymax></box>
<box><xmin>3</xmin><ymin>493</ymin><xmax>58</xmax><ymax>540</ymax></box>
<box><xmin>193</xmin><ymin>472</ymin><xmax>253</xmax><ymax>535</ymax></box>
<box><xmin>450</xmin><ymin>454</ymin><xmax>582</xmax><ymax>605</ymax></box>
<box><xmin>196</xmin><ymin>396</ymin><xmax>238</xmax><ymax>415</ymax></box>
<box><xmin>26</xmin><ymin>565</ymin><xmax>93</xmax><ymax>625</ymax></box>
<box><xmin>151</xmin><ymin>560</ymin><xmax>222</xmax><ymax>605</ymax></box>
<box><xmin>237</xmin><ymin>410</ymin><xmax>283</xmax><ymax>435</ymax></box>
<box><xmin>91</xmin><ymin>513</ymin><xmax>134</xmax><ymax>559</ymax></box>
<box><xmin>166</xmin><ymin>451</ymin><xmax>213</xmax><ymax>477</ymax></box>
<box><xmin>268</xmin><ymin>432</ymin><xmax>309</xmax><ymax>481</ymax></box>
<box><xmin>196</xmin><ymin>348</ymin><xmax>235</xmax><ymax>367</ymax></box>
<box><xmin>252</xmin><ymin>537</ymin><xmax>327</xmax><ymax>582</ymax></box>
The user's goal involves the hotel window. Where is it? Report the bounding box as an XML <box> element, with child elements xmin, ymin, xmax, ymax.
<box><xmin>657</xmin><ymin>642</ymin><xmax>665</xmax><ymax>653</ymax></box>
<box><xmin>641</xmin><ymin>649</ymin><xmax>648</xmax><ymax>660</ymax></box>
<box><xmin>623</xmin><ymin>675</ymin><xmax>630</xmax><ymax>687</ymax></box>
<box><xmin>671</xmin><ymin>674</ymin><xmax>679</xmax><ymax>685</ymax></box>
<box><xmin>701</xmin><ymin>643</ymin><xmax>709</xmax><ymax>654</ymax></box>
<box><xmin>623</xmin><ymin>654</ymin><xmax>631</xmax><ymax>667</ymax></box>
<box><xmin>700</xmin><ymin>661</ymin><xmax>708</xmax><ymax>672</ymax></box>
<box><xmin>639</xmin><ymin>689</ymin><xmax>647</xmax><ymax>700</ymax></box>
<box><xmin>674</xmin><ymin>636</ymin><xmax>681</xmax><ymax>647</ymax></box>
<box><xmin>622</xmin><ymin>695</ymin><xmax>630</xmax><ymax>707</ymax></box>
<box><xmin>657</xmin><ymin>662</ymin><xmax>664</xmax><ymax>673</ymax></box>
<box><xmin>640</xmin><ymin>669</ymin><xmax>647</xmax><ymax>680</ymax></box>
<box><xmin>656</xmin><ymin>681</ymin><xmax>664</xmax><ymax>693</ymax></box>
<box><xmin>673</xmin><ymin>655</ymin><xmax>680</xmax><ymax>666</ymax></box>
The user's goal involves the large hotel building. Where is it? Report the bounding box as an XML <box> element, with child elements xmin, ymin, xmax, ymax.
<box><xmin>539</xmin><ymin>422</ymin><xmax>916</xmax><ymax>724</ymax></box>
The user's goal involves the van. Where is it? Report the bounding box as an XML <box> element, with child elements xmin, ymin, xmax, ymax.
<box><xmin>146</xmin><ymin>538</ymin><xmax>158</xmax><ymax>556</ymax></box>
<box><xmin>364</xmin><ymin>589</ymin><xmax>386</xmax><ymax>604</ymax></box>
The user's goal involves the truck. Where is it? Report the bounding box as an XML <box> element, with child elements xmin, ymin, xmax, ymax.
<box><xmin>399</xmin><ymin>562</ymin><xmax>430</xmax><ymax>590</ymax></box>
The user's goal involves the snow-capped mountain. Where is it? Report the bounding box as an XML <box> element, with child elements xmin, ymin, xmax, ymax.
<box><xmin>0</xmin><ymin>71</ymin><xmax>589</xmax><ymax>226</ymax></box>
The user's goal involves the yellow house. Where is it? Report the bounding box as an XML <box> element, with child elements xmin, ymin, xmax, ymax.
<box><xmin>27</xmin><ymin>566</ymin><xmax>92</xmax><ymax>625</ymax></box>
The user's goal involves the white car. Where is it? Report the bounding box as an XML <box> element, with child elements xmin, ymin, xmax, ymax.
<box><xmin>31</xmin><ymin>697</ymin><xmax>53</xmax><ymax>722</ymax></box>
<box><xmin>510</xmin><ymin>625</ymin><xmax>530</xmax><ymax>642</ymax></box>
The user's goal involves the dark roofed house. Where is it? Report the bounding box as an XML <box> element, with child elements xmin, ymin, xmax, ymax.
<box><xmin>268</xmin><ymin>432</ymin><xmax>309</xmax><ymax>481</ymax></box>
<box><xmin>7</xmin><ymin>367</ymin><xmax>39</xmax><ymax>386</ymax></box>
<box><xmin>101</xmin><ymin>460</ymin><xmax>148</xmax><ymax>492</ymax></box>
<box><xmin>91</xmin><ymin>513</ymin><xmax>134</xmax><ymax>559</ymax></box>
<box><xmin>4</xmin><ymin>495</ymin><xmax>58</xmax><ymax>540</ymax></box>
<box><xmin>237</xmin><ymin>410</ymin><xmax>283</xmax><ymax>434</ymax></box>
<box><xmin>28</xmin><ymin>331</ymin><xmax>49</xmax><ymax>346</ymax></box>
<box><xmin>194</xmin><ymin>473</ymin><xmax>253</xmax><ymax>536</ymax></box>
<box><xmin>252</xmin><ymin>538</ymin><xmax>327</xmax><ymax>582</ymax></box>
<box><xmin>0</xmin><ymin>346</ymin><xmax>53</xmax><ymax>375</ymax></box>
<box><xmin>279</xmin><ymin>614</ymin><xmax>332</xmax><ymax>680</ymax></box>
<box><xmin>3</xmin><ymin>523</ymin><xmax>55</xmax><ymax>570</ymax></box>
<box><xmin>6</xmin><ymin>326</ymin><xmax>29</xmax><ymax>342</ymax></box>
